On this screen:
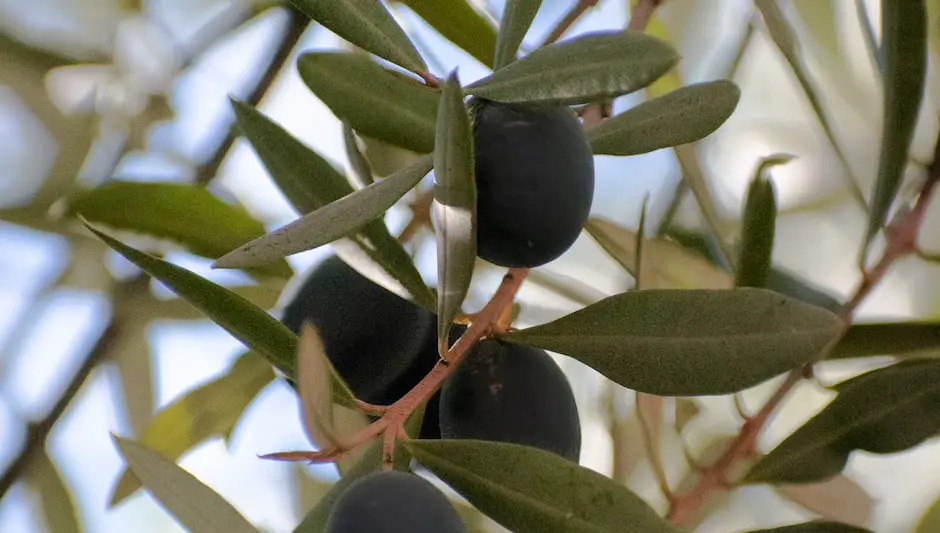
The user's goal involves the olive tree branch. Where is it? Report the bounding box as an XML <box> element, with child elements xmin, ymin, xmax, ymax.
<box><xmin>261</xmin><ymin>268</ymin><xmax>531</xmax><ymax>469</ymax></box>
<box><xmin>666</xmin><ymin>147</ymin><xmax>940</xmax><ymax>525</ymax></box>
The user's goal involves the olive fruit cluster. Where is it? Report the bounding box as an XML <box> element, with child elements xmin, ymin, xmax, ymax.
<box><xmin>325</xmin><ymin>470</ymin><xmax>466</xmax><ymax>533</ymax></box>
<box><xmin>279</xmin><ymin>255</ymin><xmax>581</xmax><ymax>459</ymax></box>
<box><xmin>470</xmin><ymin>97</ymin><xmax>595</xmax><ymax>268</ymax></box>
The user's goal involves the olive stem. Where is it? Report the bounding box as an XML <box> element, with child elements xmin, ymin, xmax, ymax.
<box><xmin>260</xmin><ymin>268</ymin><xmax>530</xmax><ymax>469</ymax></box>
<box><xmin>541</xmin><ymin>0</ymin><xmax>601</xmax><ymax>46</ymax></box>
<box><xmin>665</xmin><ymin>154</ymin><xmax>940</xmax><ymax>526</ymax></box>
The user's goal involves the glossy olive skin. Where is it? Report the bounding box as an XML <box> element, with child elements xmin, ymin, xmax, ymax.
<box><xmin>439</xmin><ymin>339</ymin><xmax>582</xmax><ymax>462</ymax></box>
<box><xmin>325</xmin><ymin>470</ymin><xmax>467</xmax><ymax>533</ymax></box>
<box><xmin>279</xmin><ymin>255</ymin><xmax>434</xmax><ymax>406</ymax></box>
<box><xmin>470</xmin><ymin>97</ymin><xmax>595</xmax><ymax>268</ymax></box>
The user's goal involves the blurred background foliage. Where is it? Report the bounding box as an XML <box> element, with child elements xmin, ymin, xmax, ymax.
<box><xmin>2</xmin><ymin>0</ymin><xmax>940</xmax><ymax>532</ymax></box>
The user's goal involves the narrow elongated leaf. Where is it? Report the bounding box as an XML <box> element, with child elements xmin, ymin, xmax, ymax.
<box><xmin>433</xmin><ymin>72</ymin><xmax>476</xmax><ymax>348</ymax></box>
<box><xmin>776</xmin><ymin>475</ymin><xmax>873</xmax><ymax>529</ymax></box>
<box><xmin>915</xmin><ymin>492</ymin><xmax>940</xmax><ymax>533</ymax></box>
<box><xmin>674</xmin><ymin>144</ymin><xmax>734</xmax><ymax>267</ymax></box>
<box><xmin>85</xmin><ymin>222</ymin><xmax>298</xmax><ymax>377</ymax></box>
<box><xmin>342</xmin><ymin>124</ymin><xmax>374</xmax><ymax>189</ymax></box>
<box><xmin>231</xmin><ymin>99</ymin><xmax>436</xmax><ymax>311</ymax></box>
<box><xmin>585</xmin><ymin>217</ymin><xmax>733</xmax><ymax>289</ymax></box>
<box><xmin>753</xmin><ymin>0</ymin><xmax>868</xmax><ymax>211</ymax></box>
<box><xmin>406</xmin><ymin>439</ymin><xmax>676</xmax><ymax>533</ymax></box>
<box><xmin>830</xmin><ymin>322</ymin><xmax>940</xmax><ymax>359</ymax></box>
<box><xmin>736</xmin><ymin>161</ymin><xmax>781</xmax><ymax>288</ymax></box>
<box><xmin>865</xmin><ymin>0</ymin><xmax>927</xmax><ymax>243</ymax></box>
<box><xmin>397</xmin><ymin>0</ymin><xmax>497</xmax><ymax>68</ymax></box>
<box><xmin>295</xmin><ymin>325</ymin><xmax>369</xmax><ymax>475</ymax></box>
<box><xmin>290</xmin><ymin>0</ymin><xmax>426</xmax><ymax>72</ymax></box>
<box><xmin>745</xmin><ymin>522</ymin><xmax>872</xmax><ymax>533</ymax></box>
<box><xmin>746</xmin><ymin>359</ymin><xmax>940</xmax><ymax>484</ymax></box>
<box><xmin>213</xmin><ymin>156</ymin><xmax>432</xmax><ymax>269</ymax></box>
<box><xmin>766</xmin><ymin>268</ymin><xmax>842</xmax><ymax>313</ymax></box>
<box><xmin>110</xmin><ymin>351</ymin><xmax>274</xmax><ymax>506</ymax></box>
<box><xmin>503</xmin><ymin>288</ymin><xmax>842</xmax><ymax>396</ymax></box>
<box><xmin>493</xmin><ymin>0</ymin><xmax>542</xmax><ymax>70</ymax></box>
<box><xmin>588</xmin><ymin>80</ymin><xmax>740</xmax><ymax>155</ymax></box>
<box><xmin>465</xmin><ymin>30</ymin><xmax>679</xmax><ymax>105</ymax></box>
<box><xmin>26</xmin><ymin>452</ymin><xmax>79</xmax><ymax>533</ymax></box>
<box><xmin>113</xmin><ymin>437</ymin><xmax>259</xmax><ymax>533</ymax></box>
<box><xmin>293</xmin><ymin>441</ymin><xmax>382</xmax><ymax>533</ymax></box>
<box><xmin>66</xmin><ymin>181</ymin><xmax>292</xmax><ymax>279</ymax></box>
<box><xmin>297</xmin><ymin>53</ymin><xmax>439</xmax><ymax>154</ymax></box>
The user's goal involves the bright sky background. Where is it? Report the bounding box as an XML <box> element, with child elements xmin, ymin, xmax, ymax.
<box><xmin>2</xmin><ymin>1</ymin><xmax>940</xmax><ymax>532</ymax></box>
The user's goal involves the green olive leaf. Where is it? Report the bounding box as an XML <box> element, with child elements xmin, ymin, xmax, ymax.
<box><xmin>865</xmin><ymin>0</ymin><xmax>927</xmax><ymax>245</ymax></box>
<box><xmin>503</xmin><ymin>288</ymin><xmax>842</xmax><ymax>396</ymax></box>
<box><xmin>342</xmin><ymin>124</ymin><xmax>374</xmax><ymax>189</ymax></box>
<box><xmin>735</xmin><ymin>157</ymin><xmax>785</xmax><ymax>288</ymax></box>
<box><xmin>466</xmin><ymin>30</ymin><xmax>679</xmax><ymax>105</ymax></box>
<box><xmin>405</xmin><ymin>439</ymin><xmax>677</xmax><ymax>533</ymax></box>
<box><xmin>65</xmin><ymin>181</ymin><xmax>292</xmax><ymax>280</ymax></box>
<box><xmin>588</xmin><ymin>80</ymin><xmax>740</xmax><ymax>156</ymax></box>
<box><xmin>396</xmin><ymin>0</ymin><xmax>497</xmax><ymax>69</ymax></box>
<box><xmin>109</xmin><ymin>351</ymin><xmax>274</xmax><ymax>506</ymax></box>
<box><xmin>746</xmin><ymin>359</ymin><xmax>940</xmax><ymax>484</ymax></box>
<box><xmin>113</xmin><ymin>437</ymin><xmax>259</xmax><ymax>533</ymax></box>
<box><xmin>297</xmin><ymin>53</ymin><xmax>439</xmax><ymax>154</ymax></box>
<box><xmin>493</xmin><ymin>0</ymin><xmax>542</xmax><ymax>70</ymax></box>
<box><xmin>290</xmin><ymin>0</ymin><xmax>426</xmax><ymax>72</ymax></box>
<box><xmin>230</xmin><ymin>99</ymin><xmax>436</xmax><ymax>311</ymax></box>
<box><xmin>830</xmin><ymin>321</ymin><xmax>940</xmax><ymax>359</ymax></box>
<box><xmin>84</xmin><ymin>221</ymin><xmax>298</xmax><ymax>378</ymax></box>
<box><xmin>433</xmin><ymin>71</ymin><xmax>477</xmax><ymax>349</ymax></box>
<box><xmin>213</xmin><ymin>156</ymin><xmax>432</xmax><ymax>269</ymax></box>
<box><xmin>745</xmin><ymin>522</ymin><xmax>873</xmax><ymax>533</ymax></box>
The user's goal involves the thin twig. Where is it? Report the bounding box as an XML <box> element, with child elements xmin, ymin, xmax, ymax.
<box><xmin>194</xmin><ymin>7</ymin><xmax>309</xmax><ymax>186</ymax></box>
<box><xmin>541</xmin><ymin>0</ymin><xmax>602</xmax><ymax>47</ymax></box>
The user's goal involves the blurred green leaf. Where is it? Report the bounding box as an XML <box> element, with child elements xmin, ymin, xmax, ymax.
<box><xmin>433</xmin><ymin>72</ymin><xmax>476</xmax><ymax>349</ymax></box>
<box><xmin>585</xmin><ymin>217</ymin><xmax>733</xmax><ymax>289</ymax></box>
<box><xmin>397</xmin><ymin>0</ymin><xmax>497</xmax><ymax>68</ymax></box>
<box><xmin>493</xmin><ymin>0</ymin><xmax>542</xmax><ymax>70</ymax></box>
<box><xmin>775</xmin><ymin>475</ymin><xmax>872</xmax><ymax>530</ymax></box>
<box><xmin>829</xmin><ymin>322</ymin><xmax>940</xmax><ymax>359</ymax></box>
<box><xmin>765</xmin><ymin>268</ymin><xmax>843</xmax><ymax>313</ymax></box>
<box><xmin>466</xmin><ymin>30</ymin><xmax>679</xmax><ymax>105</ymax></box>
<box><xmin>503</xmin><ymin>288</ymin><xmax>842</xmax><ymax>396</ymax></box>
<box><xmin>865</xmin><ymin>0</ymin><xmax>927</xmax><ymax>244</ymax></box>
<box><xmin>745</xmin><ymin>522</ymin><xmax>872</xmax><ymax>533</ymax></box>
<box><xmin>290</xmin><ymin>0</ymin><xmax>426</xmax><ymax>72</ymax></box>
<box><xmin>213</xmin><ymin>156</ymin><xmax>432</xmax><ymax>269</ymax></box>
<box><xmin>342</xmin><ymin>124</ymin><xmax>374</xmax><ymax>189</ymax></box>
<box><xmin>406</xmin><ymin>439</ymin><xmax>676</xmax><ymax>533</ymax></box>
<box><xmin>746</xmin><ymin>359</ymin><xmax>940</xmax><ymax>484</ymax></box>
<box><xmin>753</xmin><ymin>0</ymin><xmax>868</xmax><ymax>211</ymax></box>
<box><xmin>293</xmin><ymin>440</ymin><xmax>382</xmax><ymax>533</ymax></box>
<box><xmin>588</xmin><ymin>80</ymin><xmax>740</xmax><ymax>155</ymax></box>
<box><xmin>915</xmin><ymin>491</ymin><xmax>940</xmax><ymax>533</ymax></box>
<box><xmin>26</xmin><ymin>452</ymin><xmax>79</xmax><ymax>533</ymax></box>
<box><xmin>110</xmin><ymin>351</ymin><xmax>274</xmax><ymax>506</ymax></box>
<box><xmin>113</xmin><ymin>437</ymin><xmax>259</xmax><ymax>533</ymax></box>
<box><xmin>634</xmin><ymin>195</ymin><xmax>650</xmax><ymax>288</ymax></box>
<box><xmin>297</xmin><ymin>53</ymin><xmax>439</xmax><ymax>153</ymax></box>
<box><xmin>674</xmin><ymin>398</ymin><xmax>700</xmax><ymax>433</ymax></box>
<box><xmin>294</xmin><ymin>325</ymin><xmax>370</xmax><ymax>475</ymax></box>
<box><xmin>66</xmin><ymin>181</ymin><xmax>292</xmax><ymax>279</ymax></box>
<box><xmin>85</xmin><ymin>222</ymin><xmax>298</xmax><ymax>377</ymax></box>
<box><xmin>736</xmin><ymin>159</ymin><xmax>783</xmax><ymax>288</ymax></box>
<box><xmin>231</xmin><ymin>99</ymin><xmax>436</xmax><ymax>311</ymax></box>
